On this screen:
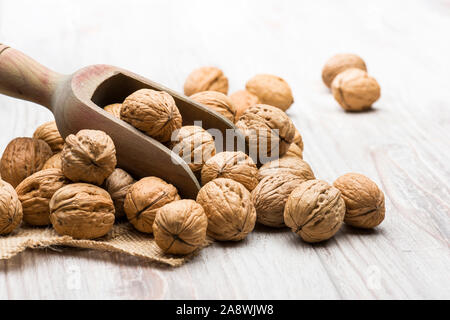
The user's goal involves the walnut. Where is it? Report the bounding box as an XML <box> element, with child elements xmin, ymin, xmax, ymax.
<box><xmin>284</xmin><ymin>143</ymin><xmax>303</xmax><ymax>159</ymax></box>
<box><xmin>229</xmin><ymin>90</ymin><xmax>259</xmax><ymax>121</ymax></box>
<box><xmin>331</xmin><ymin>68</ymin><xmax>381</xmax><ymax>112</ymax></box>
<box><xmin>33</xmin><ymin>121</ymin><xmax>65</xmax><ymax>154</ymax></box>
<box><xmin>322</xmin><ymin>53</ymin><xmax>367</xmax><ymax>88</ymax></box>
<box><xmin>190</xmin><ymin>91</ymin><xmax>236</xmax><ymax>123</ymax></box>
<box><xmin>245</xmin><ymin>74</ymin><xmax>293</xmax><ymax>111</ymax></box>
<box><xmin>333</xmin><ymin>173</ymin><xmax>385</xmax><ymax>228</ymax></box>
<box><xmin>184</xmin><ymin>66</ymin><xmax>228</xmax><ymax>96</ymax></box>
<box><xmin>49</xmin><ymin>183</ymin><xmax>115</xmax><ymax>239</ymax></box>
<box><xmin>258</xmin><ymin>157</ymin><xmax>314</xmax><ymax>181</ymax></box>
<box><xmin>0</xmin><ymin>179</ymin><xmax>22</xmax><ymax>235</ymax></box>
<box><xmin>124</xmin><ymin>177</ymin><xmax>180</xmax><ymax>233</ymax></box>
<box><xmin>284</xmin><ymin>179</ymin><xmax>345</xmax><ymax>243</ymax></box>
<box><xmin>171</xmin><ymin>126</ymin><xmax>216</xmax><ymax>173</ymax></box>
<box><xmin>292</xmin><ymin>128</ymin><xmax>304</xmax><ymax>151</ymax></box>
<box><xmin>42</xmin><ymin>152</ymin><xmax>62</xmax><ymax>170</ymax></box>
<box><xmin>105</xmin><ymin>168</ymin><xmax>135</xmax><ymax>219</ymax></box>
<box><xmin>104</xmin><ymin>103</ymin><xmax>122</xmax><ymax>119</ymax></box>
<box><xmin>61</xmin><ymin>129</ymin><xmax>116</xmax><ymax>185</ymax></box>
<box><xmin>0</xmin><ymin>137</ymin><xmax>52</xmax><ymax>188</ymax></box>
<box><xmin>153</xmin><ymin>199</ymin><xmax>208</xmax><ymax>255</ymax></box>
<box><xmin>121</xmin><ymin>89</ymin><xmax>182</xmax><ymax>143</ymax></box>
<box><xmin>16</xmin><ymin>168</ymin><xmax>71</xmax><ymax>226</ymax></box>
<box><xmin>201</xmin><ymin>151</ymin><xmax>258</xmax><ymax>191</ymax></box>
<box><xmin>235</xmin><ymin>104</ymin><xmax>295</xmax><ymax>163</ymax></box>
<box><xmin>196</xmin><ymin>178</ymin><xmax>256</xmax><ymax>241</ymax></box>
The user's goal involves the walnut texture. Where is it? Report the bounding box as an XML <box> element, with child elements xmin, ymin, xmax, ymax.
<box><xmin>284</xmin><ymin>143</ymin><xmax>303</xmax><ymax>159</ymax></box>
<box><xmin>292</xmin><ymin>128</ymin><xmax>304</xmax><ymax>151</ymax></box>
<box><xmin>258</xmin><ymin>154</ymin><xmax>314</xmax><ymax>182</ymax></box>
<box><xmin>184</xmin><ymin>66</ymin><xmax>229</xmax><ymax>96</ymax></box>
<box><xmin>104</xmin><ymin>103</ymin><xmax>122</xmax><ymax>119</ymax></box>
<box><xmin>42</xmin><ymin>152</ymin><xmax>62</xmax><ymax>170</ymax></box>
<box><xmin>0</xmin><ymin>179</ymin><xmax>23</xmax><ymax>235</ymax></box>
<box><xmin>229</xmin><ymin>90</ymin><xmax>260</xmax><ymax>121</ymax></box>
<box><xmin>322</xmin><ymin>53</ymin><xmax>367</xmax><ymax>88</ymax></box>
<box><xmin>190</xmin><ymin>91</ymin><xmax>236</xmax><ymax>123</ymax></box>
<box><xmin>246</xmin><ymin>74</ymin><xmax>294</xmax><ymax>111</ymax></box>
<box><xmin>104</xmin><ymin>168</ymin><xmax>135</xmax><ymax>219</ymax></box>
<box><xmin>33</xmin><ymin>121</ymin><xmax>65</xmax><ymax>153</ymax></box>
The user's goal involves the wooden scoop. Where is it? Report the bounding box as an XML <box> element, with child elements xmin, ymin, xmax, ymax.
<box><xmin>0</xmin><ymin>44</ymin><xmax>241</xmax><ymax>199</ymax></box>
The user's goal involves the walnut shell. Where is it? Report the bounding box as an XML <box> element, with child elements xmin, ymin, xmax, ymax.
<box><xmin>229</xmin><ymin>90</ymin><xmax>260</xmax><ymax>121</ymax></box>
<box><xmin>284</xmin><ymin>143</ymin><xmax>303</xmax><ymax>159</ymax></box>
<box><xmin>104</xmin><ymin>103</ymin><xmax>122</xmax><ymax>119</ymax></box>
<box><xmin>0</xmin><ymin>137</ymin><xmax>52</xmax><ymax>188</ymax></box>
<box><xmin>322</xmin><ymin>53</ymin><xmax>367</xmax><ymax>88</ymax></box>
<box><xmin>292</xmin><ymin>128</ymin><xmax>304</xmax><ymax>151</ymax></box>
<box><xmin>42</xmin><ymin>152</ymin><xmax>62</xmax><ymax>170</ymax></box>
<box><xmin>245</xmin><ymin>74</ymin><xmax>293</xmax><ymax>111</ymax></box>
<box><xmin>201</xmin><ymin>151</ymin><xmax>258</xmax><ymax>191</ymax></box>
<box><xmin>0</xmin><ymin>179</ymin><xmax>23</xmax><ymax>235</ymax></box>
<box><xmin>105</xmin><ymin>168</ymin><xmax>135</xmax><ymax>219</ymax></box>
<box><xmin>333</xmin><ymin>173</ymin><xmax>385</xmax><ymax>228</ymax></box>
<box><xmin>61</xmin><ymin>129</ymin><xmax>117</xmax><ymax>185</ymax></box>
<box><xmin>196</xmin><ymin>178</ymin><xmax>256</xmax><ymax>241</ymax></box>
<box><xmin>258</xmin><ymin>154</ymin><xmax>314</xmax><ymax>182</ymax></box>
<box><xmin>190</xmin><ymin>91</ymin><xmax>236</xmax><ymax>123</ymax></box>
<box><xmin>121</xmin><ymin>89</ymin><xmax>182</xmax><ymax>142</ymax></box>
<box><xmin>235</xmin><ymin>104</ymin><xmax>295</xmax><ymax>163</ymax></box>
<box><xmin>49</xmin><ymin>183</ymin><xmax>115</xmax><ymax>239</ymax></box>
<box><xmin>124</xmin><ymin>177</ymin><xmax>180</xmax><ymax>233</ymax></box>
<box><xmin>171</xmin><ymin>126</ymin><xmax>216</xmax><ymax>173</ymax></box>
<box><xmin>184</xmin><ymin>66</ymin><xmax>229</xmax><ymax>96</ymax></box>
<box><xmin>33</xmin><ymin>121</ymin><xmax>65</xmax><ymax>154</ymax></box>
<box><xmin>331</xmin><ymin>68</ymin><xmax>381</xmax><ymax>112</ymax></box>
<box><xmin>284</xmin><ymin>179</ymin><xmax>345</xmax><ymax>243</ymax></box>
<box><xmin>153</xmin><ymin>199</ymin><xmax>208</xmax><ymax>255</ymax></box>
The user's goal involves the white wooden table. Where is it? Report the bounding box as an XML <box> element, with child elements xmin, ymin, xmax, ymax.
<box><xmin>0</xmin><ymin>0</ymin><xmax>449</xmax><ymax>299</ymax></box>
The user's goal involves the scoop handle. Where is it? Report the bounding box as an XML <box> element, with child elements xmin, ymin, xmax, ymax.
<box><xmin>0</xmin><ymin>44</ymin><xmax>62</xmax><ymax>110</ymax></box>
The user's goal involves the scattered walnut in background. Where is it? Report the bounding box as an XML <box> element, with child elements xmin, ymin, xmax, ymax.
<box><xmin>229</xmin><ymin>90</ymin><xmax>260</xmax><ymax>121</ymax></box>
<box><xmin>322</xmin><ymin>53</ymin><xmax>367</xmax><ymax>88</ymax></box>
<box><xmin>104</xmin><ymin>103</ymin><xmax>122</xmax><ymax>119</ymax></box>
<box><xmin>0</xmin><ymin>137</ymin><xmax>52</xmax><ymax>188</ymax></box>
<box><xmin>16</xmin><ymin>169</ymin><xmax>71</xmax><ymax>226</ymax></box>
<box><xmin>184</xmin><ymin>66</ymin><xmax>229</xmax><ymax>96</ymax></box>
<box><xmin>121</xmin><ymin>89</ymin><xmax>182</xmax><ymax>143</ymax></box>
<box><xmin>153</xmin><ymin>199</ymin><xmax>208</xmax><ymax>255</ymax></box>
<box><xmin>61</xmin><ymin>129</ymin><xmax>116</xmax><ymax>185</ymax></box>
<box><xmin>190</xmin><ymin>91</ymin><xmax>236</xmax><ymax>123</ymax></box>
<box><xmin>105</xmin><ymin>168</ymin><xmax>135</xmax><ymax>219</ymax></box>
<box><xmin>333</xmin><ymin>173</ymin><xmax>385</xmax><ymax>228</ymax></box>
<box><xmin>42</xmin><ymin>152</ymin><xmax>62</xmax><ymax>170</ymax></box>
<box><xmin>246</xmin><ymin>74</ymin><xmax>294</xmax><ymax>111</ymax></box>
<box><xmin>284</xmin><ymin>179</ymin><xmax>345</xmax><ymax>243</ymax></box>
<box><xmin>0</xmin><ymin>179</ymin><xmax>23</xmax><ymax>235</ymax></box>
<box><xmin>124</xmin><ymin>176</ymin><xmax>180</xmax><ymax>233</ymax></box>
<box><xmin>33</xmin><ymin>121</ymin><xmax>65</xmax><ymax>154</ymax></box>
<box><xmin>197</xmin><ymin>178</ymin><xmax>256</xmax><ymax>241</ymax></box>
<box><xmin>258</xmin><ymin>157</ymin><xmax>315</xmax><ymax>181</ymax></box>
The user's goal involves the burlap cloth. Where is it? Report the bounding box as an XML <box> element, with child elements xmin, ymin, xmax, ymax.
<box><xmin>0</xmin><ymin>222</ymin><xmax>212</xmax><ymax>267</ymax></box>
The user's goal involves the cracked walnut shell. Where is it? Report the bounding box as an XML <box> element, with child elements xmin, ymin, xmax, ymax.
<box><xmin>201</xmin><ymin>151</ymin><xmax>258</xmax><ymax>191</ymax></box>
<box><xmin>124</xmin><ymin>177</ymin><xmax>180</xmax><ymax>233</ymax></box>
<box><xmin>333</xmin><ymin>173</ymin><xmax>385</xmax><ymax>228</ymax></box>
<box><xmin>61</xmin><ymin>129</ymin><xmax>117</xmax><ymax>185</ymax></box>
<box><xmin>258</xmin><ymin>155</ymin><xmax>314</xmax><ymax>182</ymax></box>
<box><xmin>49</xmin><ymin>183</ymin><xmax>115</xmax><ymax>239</ymax></box>
<box><xmin>284</xmin><ymin>179</ymin><xmax>345</xmax><ymax>243</ymax></box>
<box><xmin>322</xmin><ymin>53</ymin><xmax>367</xmax><ymax>88</ymax></box>
<box><xmin>42</xmin><ymin>152</ymin><xmax>62</xmax><ymax>170</ymax></box>
<box><xmin>105</xmin><ymin>168</ymin><xmax>135</xmax><ymax>219</ymax></box>
<box><xmin>104</xmin><ymin>103</ymin><xmax>122</xmax><ymax>119</ymax></box>
<box><xmin>246</xmin><ymin>74</ymin><xmax>294</xmax><ymax>111</ymax></box>
<box><xmin>33</xmin><ymin>121</ymin><xmax>65</xmax><ymax>154</ymax></box>
<box><xmin>190</xmin><ymin>91</ymin><xmax>236</xmax><ymax>123</ymax></box>
<box><xmin>196</xmin><ymin>178</ymin><xmax>256</xmax><ymax>241</ymax></box>
<box><xmin>0</xmin><ymin>179</ymin><xmax>23</xmax><ymax>235</ymax></box>
<box><xmin>184</xmin><ymin>66</ymin><xmax>229</xmax><ymax>96</ymax></box>
<box><xmin>331</xmin><ymin>68</ymin><xmax>380</xmax><ymax>112</ymax></box>
<box><xmin>16</xmin><ymin>168</ymin><xmax>71</xmax><ymax>226</ymax></box>
<box><xmin>229</xmin><ymin>90</ymin><xmax>259</xmax><ymax>121</ymax></box>
<box><xmin>0</xmin><ymin>137</ymin><xmax>52</xmax><ymax>188</ymax></box>
<box><xmin>153</xmin><ymin>199</ymin><xmax>208</xmax><ymax>255</ymax></box>
<box><xmin>121</xmin><ymin>89</ymin><xmax>182</xmax><ymax>143</ymax></box>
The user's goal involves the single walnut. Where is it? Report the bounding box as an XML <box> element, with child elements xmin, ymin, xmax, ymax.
<box><xmin>42</xmin><ymin>152</ymin><xmax>62</xmax><ymax>170</ymax></box>
<box><xmin>0</xmin><ymin>137</ymin><xmax>52</xmax><ymax>188</ymax></box>
<box><xmin>49</xmin><ymin>183</ymin><xmax>115</xmax><ymax>239</ymax></box>
<box><xmin>104</xmin><ymin>168</ymin><xmax>135</xmax><ymax>219</ymax></box>
<box><xmin>104</xmin><ymin>103</ymin><xmax>122</xmax><ymax>119</ymax></box>
<box><xmin>284</xmin><ymin>143</ymin><xmax>303</xmax><ymax>159</ymax></box>
<box><xmin>229</xmin><ymin>90</ymin><xmax>260</xmax><ymax>121</ymax></box>
<box><xmin>292</xmin><ymin>128</ymin><xmax>304</xmax><ymax>151</ymax></box>
<box><xmin>153</xmin><ymin>199</ymin><xmax>208</xmax><ymax>255</ymax></box>
<box><xmin>0</xmin><ymin>179</ymin><xmax>23</xmax><ymax>235</ymax></box>
<box><xmin>322</xmin><ymin>53</ymin><xmax>367</xmax><ymax>88</ymax></box>
<box><xmin>333</xmin><ymin>173</ymin><xmax>385</xmax><ymax>228</ymax></box>
<box><xmin>258</xmin><ymin>157</ymin><xmax>314</xmax><ymax>181</ymax></box>
<box><xmin>235</xmin><ymin>104</ymin><xmax>295</xmax><ymax>163</ymax></box>
<box><xmin>124</xmin><ymin>177</ymin><xmax>180</xmax><ymax>233</ymax></box>
<box><xmin>61</xmin><ymin>129</ymin><xmax>116</xmax><ymax>185</ymax></box>
<box><xmin>171</xmin><ymin>126</ymin><xmax>216</xmax><ymax>173</ymax></box>
<box><xmin>33</xmin><ymin>121</ymin><xmax>65</xmax><ymax>154</ymax></box>
<box><xmin>16</xmin><ymin>169</ymin><xmax>71</xmax><ymax>226</ymax></box>
<box><xmin>121</xmin><ymin>89</ymin><xmax>182</xmax><ymax>143</ymax></box>
<box><xmin>184</xmin><ymin>66</ymin><xmax>228</xmax><ymax>96</ymax></box>
<box><xmin>331</xmin><ymin>68</ymin><xmax>381</xmax><ymax>112</ymax></box>
<box><xmin>196</xmin><ymin>178</ymin><xmax>256</xmax><ymax>241</ymax></box>
<box><xmin>201</xmin><ymin>151</ymin><xmax>258</xmax><ymax>191</ymax></box>
<box><xmin>284</xmin><ymin>180</ymin><xmax>345</xmax><ymax>243</ymax></box>
<box><xmin>190</xmin><ymin>91</ymin><xmax>236</xmax><ymax>123</ymax></box>
<box><xmin>246</xmin><ymin>74</ymin><xmax>294</xmax><ymax>111</ymax></box>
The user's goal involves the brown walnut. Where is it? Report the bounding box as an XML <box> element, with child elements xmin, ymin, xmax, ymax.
<box><xmin>322</xmin><ymin>53</ymin><xmax>367</xmax><ymax>88</ymax></box>
<box><xmin>246</xmin><ymin>74</ymin><xmax>294</xmax><ymax>111</ymax></box>
<box><xmin>0</xmin><ymin>179</ymin><xmax>23</xmax><ymax>235</ymax></box>
<box><xmin>190</xmin><ymin>91</ymin><xmax>236</xmax><ymax>123</ymax></box>
<box><xmin>184</xmin><ymin>66</ymin><xmax>228</xmax><ymax>96</ymax></box>
<box><xmin>33</xmin><ymin>121</ymin><xmax>65</xmax><ymax>154</ymax></box>
<box><xmin>284</xmin><ymin>143</ymin><xmax>303</xmax><ymax>159</ymax></box>
<box><xmin>104</xmin><ymin>103</ymin><xmax>122</xmax><ymax>119</ymax></box>
<box><xmin>104</xmin><ymin>168</ymin><xmax>135</xmax><ymax>219</ymax></box>
<box><xmin>229</xmin><ymin>90</ymin><xmax>260</xmax><ymax>121</ymax></box>
<box><xmin>42</xmin><ymin>152</ymin><xmax>62</xmax><ymax>170</ymax></box>
<box><xmin>292</xmin><ymin>128</ymin><xmax>304</xmax><ymax>151</ymax></box>
<box><xmin>258</xmin><ymin>155</ymin><xmax>314</xmax><ymax>182</ymax></box>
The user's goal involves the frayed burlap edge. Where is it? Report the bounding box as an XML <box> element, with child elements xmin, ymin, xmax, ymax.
<box><xmin>0</xmin><ymin>222</ymin><xmax>212</xmax><ymax>267</ymax></box>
